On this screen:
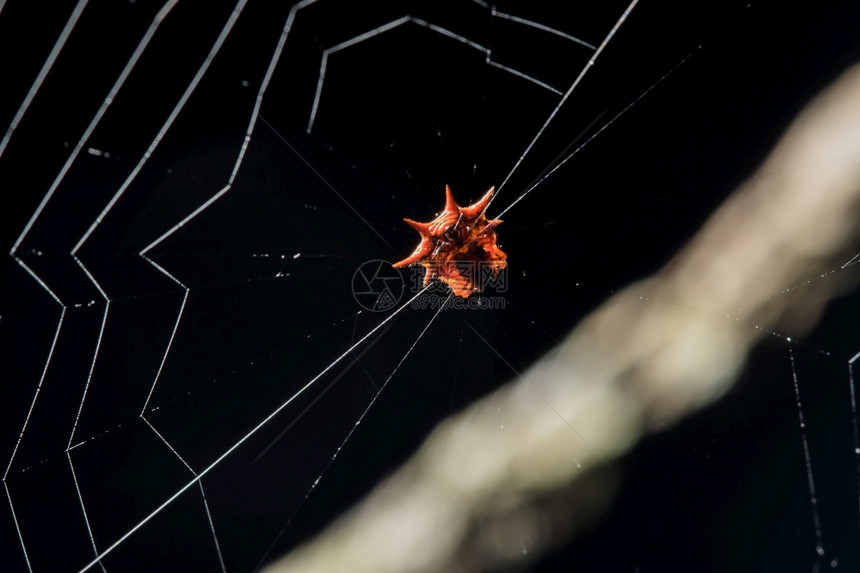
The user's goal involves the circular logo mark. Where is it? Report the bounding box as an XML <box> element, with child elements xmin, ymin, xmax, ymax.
<box><xmin>352</xmin><ymin>259</ymin><xmax>404</xmax><ymax>312</ymax></box>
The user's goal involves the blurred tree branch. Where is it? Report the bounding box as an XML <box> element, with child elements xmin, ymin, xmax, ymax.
<box><xmin>266</xmin><ymin>63</ymin><xmax>860</xmax><ymax>573</ymax></box>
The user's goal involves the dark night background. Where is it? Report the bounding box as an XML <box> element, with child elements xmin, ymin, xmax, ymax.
<box><xmin>2</xmin><ymin>0</ymin><xmax>860</xmax><ymax>571</ymax></box>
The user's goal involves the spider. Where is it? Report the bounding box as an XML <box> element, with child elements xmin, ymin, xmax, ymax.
<box><xmin>393</xmin><ymin>185</ymin><xmax>507</xmax><ymax>298</ymax></box>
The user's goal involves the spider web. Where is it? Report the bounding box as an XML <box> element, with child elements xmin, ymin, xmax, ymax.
<box><xmin>1</xmin><ymin>0</ymin><xmax>860</xmax><ymax>571</ymax></box>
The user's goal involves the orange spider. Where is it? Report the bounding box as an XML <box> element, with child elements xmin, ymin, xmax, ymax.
<box><xmin>393</xmin><ymin>185</ymin><xmax>507</xmax><ymax>298</ymax></box>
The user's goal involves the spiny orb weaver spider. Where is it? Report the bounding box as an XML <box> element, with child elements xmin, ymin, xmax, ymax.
<box><xmin>393</xmin><ymin>185</ymin><xmax>507</xmax><ymax>298</ymax></box>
